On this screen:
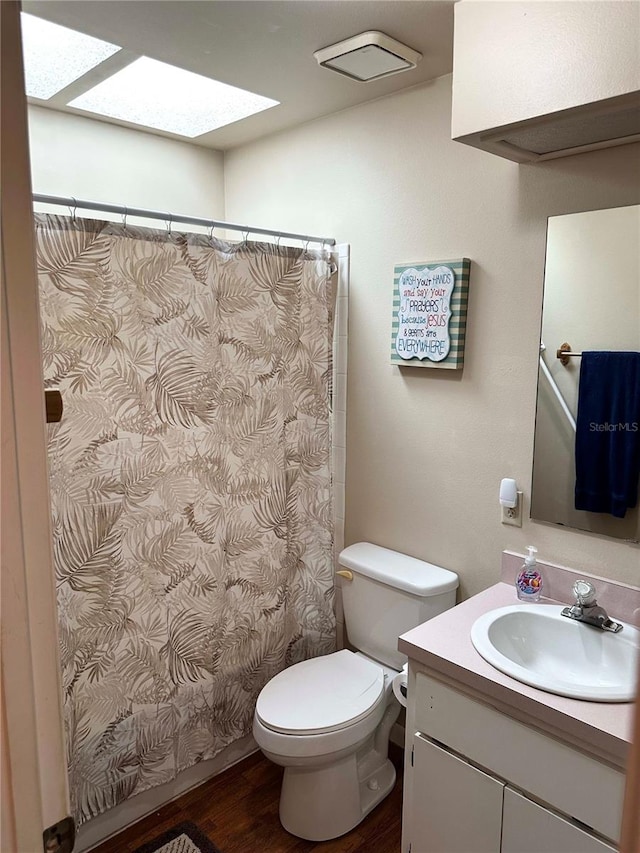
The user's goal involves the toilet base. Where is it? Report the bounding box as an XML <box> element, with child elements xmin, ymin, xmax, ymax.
<box><xmin>279</xmin><ymin>752</ymin><xmax>396</xmax><ymax>841</ymax></box>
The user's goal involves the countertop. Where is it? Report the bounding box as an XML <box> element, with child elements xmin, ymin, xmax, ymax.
<box><xmin>398</xmin><ymin>581</ymin><xmax>635</xmax><ymax>769</ymax></box>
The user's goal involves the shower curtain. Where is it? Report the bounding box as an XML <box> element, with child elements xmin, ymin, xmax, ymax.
<box><xmin>35</xmin><ymin>214</ymin><xmax>336</xmax><ymax>824</ymax></box>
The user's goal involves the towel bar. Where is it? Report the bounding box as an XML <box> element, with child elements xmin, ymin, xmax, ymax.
<box><xmin>557</xmin><ymin>343</ymin><xmax>582</xmax><ymax>365</ymax></box>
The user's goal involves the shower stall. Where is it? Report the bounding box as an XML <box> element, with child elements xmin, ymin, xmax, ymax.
<box><xmin>32</xmin><ymin>205</ymin><xmax>346</xmax><ymax>840</ymax></box>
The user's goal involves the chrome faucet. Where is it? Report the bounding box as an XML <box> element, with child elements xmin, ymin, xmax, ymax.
<box><xmin>561</xmin><ymin>580</ymin><xmax>623</xmax><ymax>633</ymax></box>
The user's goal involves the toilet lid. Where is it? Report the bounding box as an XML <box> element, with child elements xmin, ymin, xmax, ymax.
<box><xmin>256</xmin><ymin>650</ymin><xmax>384</xmax><ymax>735</ymax></box>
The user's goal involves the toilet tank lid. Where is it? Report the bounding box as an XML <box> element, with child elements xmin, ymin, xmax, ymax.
<box><xmin>338</xmin><ymin>542</ymin><xmax>459</xmax><ymax>596</ymax></box>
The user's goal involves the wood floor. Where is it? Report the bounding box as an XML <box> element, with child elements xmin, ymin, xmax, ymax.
<box><xmin>91</xmin><ymin>745</ymin><xmax>404</xmax><ymax>853</ymax></box>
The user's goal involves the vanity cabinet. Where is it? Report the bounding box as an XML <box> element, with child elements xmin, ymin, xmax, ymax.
<box><xmin>410</xmin><ymin>735</ymin><xmax>504</xmax><ymax>853</ymax></box>
<box><xmin>403</xmin><ymin>672</ymin><xmax>624</xmax><ymax>853</ymax></box>
<box><xmin>409</xmin><ymin>738</ymin><xmax>615</xmax><ymax>853</ymax></box>
<box><xmin>501</xmin><ymin>788</ymin><xmax>615</xmax><ymax>853</ymax></box>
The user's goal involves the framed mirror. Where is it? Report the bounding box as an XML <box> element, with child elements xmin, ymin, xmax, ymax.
<box><xmin>531</xmin><ymin>204</ymin><xmax>640</xmax><ymax>541</ymax></box>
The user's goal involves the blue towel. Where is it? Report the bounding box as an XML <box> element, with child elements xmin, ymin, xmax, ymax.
<box><xmin>575</xmin><ymin>352</ymin><xmax>640</xmax><ymax>518</ymax></box>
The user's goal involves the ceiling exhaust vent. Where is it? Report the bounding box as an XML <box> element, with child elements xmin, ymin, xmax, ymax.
<box><xmin>314</xmin><ymin>31</ymin><xmax>421</xmax><ymax>82</ymax></box>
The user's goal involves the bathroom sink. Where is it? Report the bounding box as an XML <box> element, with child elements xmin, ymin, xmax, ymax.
<box><xmin>470</xmin><ymin>604</ymin><xmax>639</xmax><ymax>702</ymax></box>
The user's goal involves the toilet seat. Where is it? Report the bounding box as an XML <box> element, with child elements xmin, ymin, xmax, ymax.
<box><xmin>256</xmin><ymin>649</ymin><xmax>384</xmax><ymax>736</ymax></box>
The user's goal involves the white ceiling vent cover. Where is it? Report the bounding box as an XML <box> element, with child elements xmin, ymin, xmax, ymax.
<box><xmin>314</xmin><ymin>31</ymin><xmax>422</xmax><ymax>82</ymax></box>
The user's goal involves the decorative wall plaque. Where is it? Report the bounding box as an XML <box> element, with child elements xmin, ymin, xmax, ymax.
<box><xmin>391</xmin><ymin>258</ymin><xmax>470</xmax><ymax>369</ymax></box>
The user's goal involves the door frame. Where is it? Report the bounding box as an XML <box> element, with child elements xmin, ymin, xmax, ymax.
<box><xmin>1</xmin><ymin>2</ymin><xmax>70</xmax><ymax>850</ymax></box>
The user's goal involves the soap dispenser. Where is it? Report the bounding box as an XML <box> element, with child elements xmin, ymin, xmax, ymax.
<box><xmin>515</xmin><ymin>546</ymin><xmax>543</xmax><ymax>602</ymax></box>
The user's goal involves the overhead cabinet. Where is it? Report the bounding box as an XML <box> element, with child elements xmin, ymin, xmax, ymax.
<box><xmin>451</xmin><ymin>1</ymin><xmax>640</xmax><ymax>163</ymax></box>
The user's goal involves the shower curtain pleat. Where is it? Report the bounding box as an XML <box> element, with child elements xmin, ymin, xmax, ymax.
<box><xmin>35</xmin><ymin>214</ymin><xmax>336</xmax><ymax>825</ymax></box>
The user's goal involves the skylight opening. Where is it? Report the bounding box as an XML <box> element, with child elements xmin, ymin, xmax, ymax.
<box><xmin>21</xmin><ymin>12</ymin><xmax>122</xmax><ymax>100</ymax></box>
<box><xmin>68</xmin><ymin>57</ymin><xmax>280</xmax><ymax>137</ymax></box>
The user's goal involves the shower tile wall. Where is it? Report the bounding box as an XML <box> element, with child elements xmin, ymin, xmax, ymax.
<box><xmin>333</xmin><ymin>244</ymin><xmax>349</xmax><ymax>650</ymax></box>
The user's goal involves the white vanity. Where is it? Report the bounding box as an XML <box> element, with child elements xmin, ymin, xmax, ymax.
<box><xmin>399</xmin><ymin>555</ymin><xmax>638</xmax><ymax>853</ymax></box>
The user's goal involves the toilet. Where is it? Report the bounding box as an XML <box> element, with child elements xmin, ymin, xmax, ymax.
<box><xmin>253</xmin><ymin>542</ymin><xmax>459</xmax><ymax>841</ymax></box>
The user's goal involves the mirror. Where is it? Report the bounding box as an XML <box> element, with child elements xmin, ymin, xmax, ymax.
<box><xmin>531</xmin><ymin>204</ymin><xmax>640</xmax><ymax>541</ymax></box>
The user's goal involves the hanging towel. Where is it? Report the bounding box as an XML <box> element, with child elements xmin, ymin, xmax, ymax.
<box><xmin>575</xmin><ymin>351</ymin><xmax>640</xmax><ymax>518</ymax></box>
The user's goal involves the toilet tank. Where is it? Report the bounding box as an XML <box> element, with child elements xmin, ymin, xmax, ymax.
<box><xmin>338</xmin><ymin>543</ymin><xmax>459</xmax><ymax>670</ymax></box>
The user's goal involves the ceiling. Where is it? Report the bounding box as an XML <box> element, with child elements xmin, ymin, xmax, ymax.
<box><xmin>23</xmin><ymin>0</ymin><xmax>455</xmax><ymax>150</ymax></box>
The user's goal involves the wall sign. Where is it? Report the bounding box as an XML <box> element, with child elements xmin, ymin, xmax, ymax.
<box><xmin>391</xmin><ymin>258</ymin><xmax>470</xmax><ymax>369</ymax></box>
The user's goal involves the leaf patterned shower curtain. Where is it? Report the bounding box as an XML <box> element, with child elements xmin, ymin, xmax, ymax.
<box><xmin>35</xmin><ymin>214</ymin><xmax>336</xmax><ymax>824</ymax></box>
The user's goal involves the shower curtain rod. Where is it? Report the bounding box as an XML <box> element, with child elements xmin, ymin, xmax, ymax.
<box><xmin>32</xmin><ymin>193</ymin><xmax>337</xmax><ymax>247</ymax></box>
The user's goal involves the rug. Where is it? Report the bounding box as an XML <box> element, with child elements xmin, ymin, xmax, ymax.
<box><xmin>133</xmin><ymin>821</ymin><xmax>222</xmax><ymax>853</ymax></box>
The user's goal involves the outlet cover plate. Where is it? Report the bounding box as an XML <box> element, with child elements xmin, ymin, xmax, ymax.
<box><xmin>501</xmin><ymin>492</ymin><xmax>523</xmax><ymax>527</ymax></box>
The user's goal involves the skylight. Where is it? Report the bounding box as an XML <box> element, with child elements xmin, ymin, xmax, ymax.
<box><xmin>21</xmin><ymin>13</ymin><xmax>122</xmax><ymax>100</ymax></box>
<box><xmin>68</xmin><ymin>57</ymin><xmax>280</xmax><ymax>137</ymax></box>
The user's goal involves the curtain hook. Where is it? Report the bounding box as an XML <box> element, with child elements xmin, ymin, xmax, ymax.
<box><xmin>304</xmin><ymin>239</ymin><xmax>310</xmax><ymax>253</ymax></box>
<box><xmin>122</xmin><ymin>205</ymin><xmax>128</xmax><ymax>229</ymax></box>
<box><xmin>276</xmin><ymin>234</ymin><xmax>282</xmax><ymax>249</ymax></box>
<box><xmin>69</xmin><ymin>197</ymin><xmax>77</xmax><ymax>221</ymax></box>
<box><xmin>165</xmin><ymin>213</ymin><xmax>173</xmax><ymax>235</ymax></box>
<box><xmin>208</xmin><ymin>222</ymin><xmax>215</xmax><ymax>242</ymax></box>
<box><xmin>243</xmin><ymin>230</ymin><xmax>249</xmax><ymax>243</ymax></box>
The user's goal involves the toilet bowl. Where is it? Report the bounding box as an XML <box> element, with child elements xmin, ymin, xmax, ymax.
<box><xmin>253</xmin><ymin>542</ymin><xmax>459</xmax><ymax>841</ymax></box>
<box><xmin>253</xmin><ymin>649</ymin><xmax>400</xmax><ymax>841</ymax></box>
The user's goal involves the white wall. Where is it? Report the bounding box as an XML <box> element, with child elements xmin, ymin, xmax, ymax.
<box><xmin>224</xmin><ymin>74</ymin><xmax>640</xmax><ymax>599</ymax></box>
<box><xmin>28</xmin><ymin>106</ymin><xmax>225</xmax><ymax>224</ymax></box>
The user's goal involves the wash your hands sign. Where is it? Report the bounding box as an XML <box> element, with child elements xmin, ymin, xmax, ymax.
<box><xmin>391</xmin><ymin>259</ymin><xmax>470</xmax><ymax>370</ymax></box>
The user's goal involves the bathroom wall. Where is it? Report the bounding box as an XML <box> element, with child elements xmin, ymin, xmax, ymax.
<box><xmin>223</xmin><ymin>74</ymin><xmax>640</xmax><ymax>599</ymax></box>
<box><xmin>28</xmin><ymin>106</ymin><xmax>225</xmax><ymax>222</ymax></box>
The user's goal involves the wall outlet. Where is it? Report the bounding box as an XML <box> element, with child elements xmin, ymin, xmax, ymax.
<box><xmin>501</xmin><ymin>492</ymin><xmax>523</xmax><ymax>527</ymax></box>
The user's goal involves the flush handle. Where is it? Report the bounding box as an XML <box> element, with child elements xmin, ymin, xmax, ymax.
<box><xmin>336</xmin><ymin>570</ymin><xmax>353</xmax><ymax>581</ymax></box>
